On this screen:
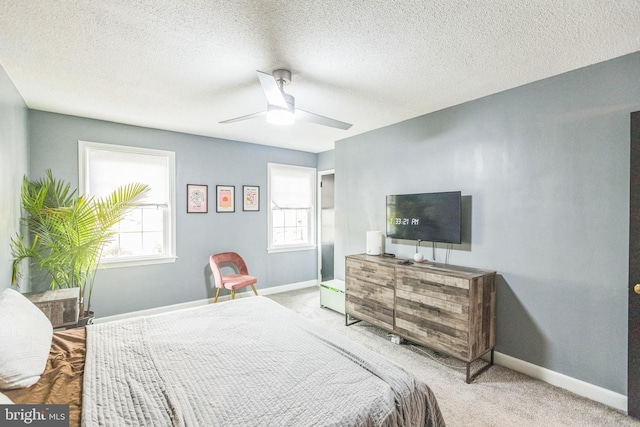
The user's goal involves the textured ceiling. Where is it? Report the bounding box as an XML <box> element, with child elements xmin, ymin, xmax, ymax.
<box><xmin>0</xmin><ymin>1</ymin><xmax>639</xmax><ymax>153</ymax></box>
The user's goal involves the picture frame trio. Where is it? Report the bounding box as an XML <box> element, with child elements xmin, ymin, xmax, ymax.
<box><xmin>187</xmin><ymin>184</ymin><xmax>259</xmax><ymax>213</ymax></box>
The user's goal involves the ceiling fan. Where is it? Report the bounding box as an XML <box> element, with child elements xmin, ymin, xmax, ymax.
<box><xmin>219</xmin><ymin>69</ymin><xmax>352</xmax><ymax>130</ymax></box>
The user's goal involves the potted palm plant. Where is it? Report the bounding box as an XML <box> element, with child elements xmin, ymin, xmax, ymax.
<box><xmin>10</xmin><ymin>170</ymin><xmax>149</xmax><ymax>324</ymax></box>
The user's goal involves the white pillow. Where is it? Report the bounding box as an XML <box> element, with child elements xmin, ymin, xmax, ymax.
<box><xmin>0</xmin><ymin>392</ymin><xmax>14</xmax><ymax>404</ymax></box>
<box><xmin>0</xmin><ymin>288</ymin><xmax>53</xmax><ymax>389</ymax></box>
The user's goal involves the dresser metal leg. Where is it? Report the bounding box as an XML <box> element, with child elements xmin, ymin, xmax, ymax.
<box><xmin>465</xmin><ymin>348</ymin><xmax>494</xmax><ymax>383</ymax></box>
<box><xmin>345</xmin><ymin>313</ymin><xmax>362</xmax><ymax>326</ymax></box>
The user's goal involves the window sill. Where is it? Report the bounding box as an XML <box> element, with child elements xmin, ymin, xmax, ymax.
<box><xmin>100</xmin><ymin>256</ymin><xmax>178</xmax><ymax>269</ymax></box>
<box><xmin>267</xmin><ymin>245</ymin><xmax>316</xmax><ymax>254</ymax></box>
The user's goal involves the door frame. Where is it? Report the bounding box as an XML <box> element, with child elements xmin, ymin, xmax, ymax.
<box><xmin>629</xmin><ymin>111</ymin><xmax>640</xmax><ymax>418</ymax></box>
<box><xmin>317</xmin><ymin>169</ymin><xmax>335</xmax><ymax>282</ymax></box>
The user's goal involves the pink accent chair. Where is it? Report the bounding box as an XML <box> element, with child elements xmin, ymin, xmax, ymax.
<box><xmin>209</xmin><ymin>252</ymin><xmax>259</xmax><ymax>303</ymax></box>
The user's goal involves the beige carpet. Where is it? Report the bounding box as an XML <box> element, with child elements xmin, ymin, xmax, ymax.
<box><xmin>266</xmin><ymin>287</ymin><xmax>639</xmax><ymax>427</ymax></box>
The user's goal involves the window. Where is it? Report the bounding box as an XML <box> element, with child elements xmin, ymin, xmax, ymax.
<box><xmin>79</xmin><ymin>141</ymin><xmax>176</xmax><ymax>267</ymax></box>
<box><xmin>268</xmin><ymin>163</ymin><xmax>316</xmax><ymax>252</ymax></box>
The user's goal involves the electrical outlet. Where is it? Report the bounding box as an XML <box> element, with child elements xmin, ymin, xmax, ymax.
<box><xmin>390</xmin><ymin>334</ymin><xmax>403</xmax><ymax>345</ymax></box>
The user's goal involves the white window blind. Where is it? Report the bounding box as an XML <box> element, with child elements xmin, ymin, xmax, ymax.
<box><xmin>268</xmin><ymin>163</ymin><xmax>316</xmax><ymax>252</ymax></box>
<box><xmin>270</xmin><ymin>166</ymin><xmax>315</xmax><ymax>209</ymax></box>
<box><xmin>79</xmin><ymin>141</ymin><xmax>176</xmax><ymax>267</ymax></box>
<box><xmin>83</xmin><ymin>148</ymin><xmax>169</xmax><ymax>205</ymax></box>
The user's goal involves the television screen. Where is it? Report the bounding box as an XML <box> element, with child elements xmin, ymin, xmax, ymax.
<box><xmin>386</xmin><ymin>191</ymin><xmax>462</xmax><ymax>244</ymax></box>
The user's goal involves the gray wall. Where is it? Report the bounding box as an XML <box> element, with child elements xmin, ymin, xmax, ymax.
<box><xmin>317</xmin><ymin>149</ymin><xmax>335</xmax><ymax>172</ymax></box>
<box><xmin>27</xmin><ymin>111</ymin><xmax>317</xmax><ymax>316</ymax></box>
<box><xmin>334</xmin><ymin>52</ymin><xmax>640</xmax><ymax>394</ymax></box>
<box><xmin>0</xmin><ymin>64</ymin><xmax>28</xmax><ymax>291</ymax></box>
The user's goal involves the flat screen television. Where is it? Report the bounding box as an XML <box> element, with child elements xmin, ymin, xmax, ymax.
<box><xmin>386</xmin><ymin>191</ymin><xmax>462</xmax><ymax>244</ymax></box>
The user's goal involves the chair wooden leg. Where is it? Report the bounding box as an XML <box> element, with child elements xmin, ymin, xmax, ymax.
<box><xmin>251</xmin><ymin>285</ymin><xmax>259</xmax><ymax>296</ymax></box>
<box><xmin>231</xmin><ymin>290</ymin><xmax>235</xmax><ymax>300</ymax></box>
<box><xmin>214</xmin><ymin>288</ymin><xmax>220</xmax><ymax>303</ymax></box>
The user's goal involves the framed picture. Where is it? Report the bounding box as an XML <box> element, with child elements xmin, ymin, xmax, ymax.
<box><xmin>186</xmin><ymin>184</ymin><xmax>208</xmax><ymax>213</ymax></box>
<box><xmin>216</xmin><ymin>185</ymin><xmax>235</xmax><ymax>212</ymax></box>
<box><xmin>243</xmin><ymin>185</ymin><xmax>260</xmax><ymax>211</ymax></box>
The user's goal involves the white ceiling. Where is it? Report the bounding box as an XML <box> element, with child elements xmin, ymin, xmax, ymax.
<box><xmin>0</xmin><ymin>1</ymin><xmax>639</xmax><ymax>153</ymax></box>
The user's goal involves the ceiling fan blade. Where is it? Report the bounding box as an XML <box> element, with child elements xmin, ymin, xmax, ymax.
<box><xmin>257</xmin><ymin>70</ymin><xmax>288</xmax><ymax>109</ymax></box>
<box><xmin>295</xmin><ymin>109</ymin><xmax>353</xmax><ymax>130</ymax></box>
<box><xmin>219</xmin><ymin>111</ymin><xmax>265</xmax><ymax>124</ymax></box>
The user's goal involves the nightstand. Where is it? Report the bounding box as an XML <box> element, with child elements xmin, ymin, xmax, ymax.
<box><xmin>24</xmin><ymin>288</ymin><xmax>80</xmax><ymax>329</ymax></box>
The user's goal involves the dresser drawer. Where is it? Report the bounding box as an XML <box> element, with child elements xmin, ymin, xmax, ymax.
<box><xmin>345</xmin><ymin>257</ymin><xmax>395</xmax><ymax>287</ymax></box>
<box><xmin>395</xmin><ymin>288</ymin><xmax>469</xmax><ymax>330</ymax></box>
<box><xmin>395</xmin><ymin>267</ymin><xmax>471</xmax><ymax>359</ymax></box>
<box><xmin>396</xmin><ymin>271</ymin><xmax>469</xmax><ymax>320</ymax></box>
<box><xmin>395</xmin><ymin>314</ymin><xmax>470</xmax><ymax>360</ymax></box>
<box><xmin>345</xmin><ymin>276</ymin><xmax>394</xmax><ymax>329</ymax></box>
<box><xmin>397</xmin><ymin>267</ymin><xmax>469</xmax><ymax>290</ymax></box>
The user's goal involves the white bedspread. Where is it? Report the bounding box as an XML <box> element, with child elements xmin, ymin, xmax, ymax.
<box><xmin>82</xmin><ymin>296</ymin><xmax>445</xmax><ymax>426</ymax></box>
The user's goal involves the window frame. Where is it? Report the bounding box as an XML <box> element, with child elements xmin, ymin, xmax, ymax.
<box><xmin>78</xmin><ymin>140</ymin><xmax>177</xmax><ymax>268</ymax></box>
<box><xmin>267</xmin><ymin>163</ymin><xmax>317</xmax><ymax>253</ymax></box>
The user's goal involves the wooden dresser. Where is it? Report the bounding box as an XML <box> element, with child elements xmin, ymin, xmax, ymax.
<box><xmin>345</xmin><ymin>254</ymin><xmax>496</xmax><ymax>382</ymax></box>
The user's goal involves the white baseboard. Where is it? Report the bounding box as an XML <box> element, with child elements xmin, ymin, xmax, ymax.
<box><xmin>94</xmin><ymin>279</ymin><xmax>317</xmax><ymax>324</ymax></box>
<box><xmin>489</xmin><ymin>351</ymin><xmax>627</xmax><ymax>413</ymax></box>
<box><xmin>258</xmin><ymin>280</ymin><xmax>318</xmax><ymax>296</ymax></box>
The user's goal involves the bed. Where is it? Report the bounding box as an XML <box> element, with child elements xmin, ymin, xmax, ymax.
<box><xmin>3</xmin><ymin>293</ymin><xmax>445</xmax><ymax>427</ymax></box>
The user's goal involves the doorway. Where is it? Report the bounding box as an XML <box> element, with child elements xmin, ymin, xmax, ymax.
<box><xmin>318</xmin><ymin>170</ymin><xmax>335</xmax><ymax>282</ymax></box>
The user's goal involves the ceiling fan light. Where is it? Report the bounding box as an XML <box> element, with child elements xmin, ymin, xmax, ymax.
<box><xmin>266</xmin><ymin>108</ymin><xmax>295</xmax><ymax>126</ymax></box>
